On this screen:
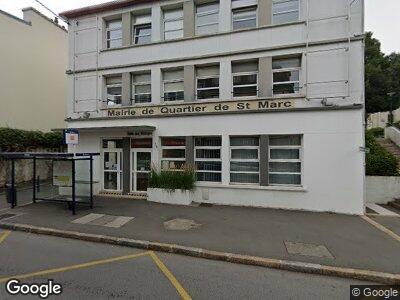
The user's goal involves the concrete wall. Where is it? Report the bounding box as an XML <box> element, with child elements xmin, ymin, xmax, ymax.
<box><xmin>367</xmin><ymin>108</ymin><xmax>400</xmax><ymax>129</ymax></box>
<box><xmin>385</xmin><ymin>126</ymin><xmax>400</xmax><ymax>147</ymax></box>
<box><xmin>0</xmin><ymin>8</ymin><xmax>68</xmax><ymax>131</ymax></box>
<box><xmin>366</xmin><ymin>176</ymin><xmax>400</xmax><ymax>204</ymax></box>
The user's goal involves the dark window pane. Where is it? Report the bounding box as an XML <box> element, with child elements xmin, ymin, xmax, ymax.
<box><xmin>134</xmin><ymin>94</ymin><xmax>151</xmax><ymax>103</ymax></box>
<box><xmin>230</xmin><ymin>137</ymin><xmax>259</xmax><ymax>146</ymax></box>
<box><xmin>196</xmin><ymin>161</ymin><xmax>222</xmax><ymax>171</ymax></box>
<box><xmin>269</xmin><ymin>174</ymin><xmax>301</xmax><ymax>185</ymax></box>
<box><xmin>196</xmin><ymin>149</ymin><xmax>221</xmax><ymax>159</ymax></box>
<box><xmin>197</xmin><ymin>89</ymin><xmax>219</xmax><ymax>99</ymax></box>
<box><xmin>231</xmin><ymin>149</ymin><xmax>258</xmax><ymax>159</ymax></box>
<box><xmin>233</xmin><ymin>74</ymin><xmax>257</xmax><ymax>85</ymax></box>
<box><xmin>162</xmin><ymin>149</ymin><xmax>185</xmax><ymax>158</ymax></box>
<box><xmin>230</xmin><ymin>161</ymin><xmax>259</xmax><ymax>172</ymax></box>
<box><xmin>197</xmin><ymin>172</ymin><xmax>221</xmax><ymax>182</ymax></box>
<box><xmin>270</xmin><ymin>149</ymin><xmax>299</xmax><ymax>160</ymax></box>
<box><xmin>273</xmin><ymin>83</ymin><xmax>300</xmax><ymax>94</ymax></box>
<box><xmin>195</xmin><ymin>137</ymin><xmax>221</xmax><ymax>147</ymax></box>
<box><xmin>269</xmin><ymin>135</ymin><xmax>301</xmax><ymax>146</ymax></box>
<box><xmin>230</xmin><ymin>173</ymin><xmax>259</xmax><ymax>184</ymax></box>
<box><xmin>233</xmin><ymin>86</ymin><xmax>258</xmax><ymax>97</ymax></box>
<box><xmin>197</xmin><ymin>77</ymin><xmax>219</xmax><ymax>88</ymax></box>
<box><xmin>269</xmin><ymin>162</ymin><xmax>301</xmax><ymax>173</ymax></box>
<box><xmin>162</xmin><ymin>138</ymin><xmax>186</xmax><ymax>147</ymax></box>
<box><xmin>273</xmin><ymin>70</ymin><xmax>299</xmax><ymax>83</ymax></box>
<box><xmin>164</xmin><ymin>91</ymin><xmax>184</xmax><ymax>101</ymax></box>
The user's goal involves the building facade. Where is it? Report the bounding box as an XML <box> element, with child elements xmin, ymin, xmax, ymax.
<box><xmin>0</xmin><ymin>8</ymin><xmax>68</xmax><ymax>131</ymax></box>
<box><xmin>61</xmin><ymin>0</ymin><xmax>365</xmax><ymax>215</ymax></box>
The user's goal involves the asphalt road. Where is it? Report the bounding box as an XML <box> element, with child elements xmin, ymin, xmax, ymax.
<box><xmin>0</xmin><ymin>230</ymin><xmax>370</xmax><ymax>300</ymax></box>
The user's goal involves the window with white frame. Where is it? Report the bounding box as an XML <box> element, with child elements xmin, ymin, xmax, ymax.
<box><xmin>272</xmin><ymin>57</ymin><xmax>301</xmax><ymax>95</ymax></box>
<box><xmin>196</xmin><ymin>65</ymin><xmax>220</xmax><ymax>100</ymax></box>
<box><xmin>230</xmin><ymin>137</ymin><xmax>260</xmax><ymax>184</ymax></box>
<box><xmin>132</xmin><ymin>73</ymin><xmax>151</xmax><ymax>104</ymax></box>
<box><xmin>106</xmin><ymin>76</ymin><xmax>122</xmax><ymax>106</ymax></box>
<box><xmin>269</xmin><ymin>135</ymin><xmax>302</xmax><ymax>185</ymax></box>
<box><xmin>272</xmin><ymin>0</ymin><xmax>299</xmax><ymax>25</ymax></box>
<box><xmin>106</xmin><ymin>19</ymin><xmax>122</xmax><ymax>49</ymax></box>
<box><xmin>196</xmin><ymin>2</ymin><xmax>219</xmax><ymax>35</ymax></box>
<box><xmin>195</xmin><ymin>137</ymin><xmax>222</xmax><ymax>182</ymax></box>
<box><xmin>133</xmin><ymin>14</ymin><xmax>152</xmax><ymax>45</ymax></box>
<box><xmin>232</xmin><ymin>0</ymin><xmax>257</xmax><ymax>30</ymax></box>
<box><xmin>232</xmin><ymin>61</ymin><xmax>258</xmax><ymax>97</ymax></box>
<box><xmin>163</xmin><ymin>8</ymin><xmax>184</xmax><ymax>40</ymax></box>
<box><xmin>163</xmin><ymin>69</ymin><xmax>184</xmax><ymax>101</ymax></box>
<box><xmin>161</xmin><ymin>137</ymin><xmax>186</xmax><ymax>171</ymax></box>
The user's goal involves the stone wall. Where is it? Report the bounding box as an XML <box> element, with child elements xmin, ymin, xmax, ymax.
<box><xmin>366</xmin><ymin>176</ymin><xmax>400</xmax><ymax>204</ymax></box>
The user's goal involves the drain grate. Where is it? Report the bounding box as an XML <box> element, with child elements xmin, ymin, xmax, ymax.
<box><xmin>0</xmin><ymin>213</ymin><xmax>17</xmax><ymax>220</ymax></box>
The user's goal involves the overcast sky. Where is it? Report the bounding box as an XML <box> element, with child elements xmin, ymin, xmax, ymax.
<box><xmin>0</xmin><ymin>0</ymin><xmax>398</xmax><ymax>54</ymax></box>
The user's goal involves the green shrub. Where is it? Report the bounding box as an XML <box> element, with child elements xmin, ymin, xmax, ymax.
<box><xmin>0</xmin><ymin>128</ymin><xmax>64</xmax><ymax>152</ymax></box>
<box><xmin>149</xmin><ymin>167</ymin><xmax>196</xmax><ymax>191</ymax></box>
<box><xmin>367</xmin><ymin>127</ymin><xmax>384</xmax><ymax>138</ymax></box>
<box><xmin>365</xmin><ymin>132</ymin><xmax>399</xmax><ymax>176</ymax></box>
<box><xmin>394</xmin><ymin>121</ymin><xmax>400</xmax><ymax>130</ymax></box>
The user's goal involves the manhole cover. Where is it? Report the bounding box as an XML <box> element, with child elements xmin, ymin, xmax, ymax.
<box><xmin>0</xmin><ymin>213</ymin><xmax>17</xmax><ymax>220</ymax></box>
<box><xmin>284</xmin><ymin>241</ymin><xmax>334</xmax><ymax>259</ymax></box>
<box><xmin>164</xmin><ymin>218</ymin><xmax>201</xmax><ymax>231</ymax></box>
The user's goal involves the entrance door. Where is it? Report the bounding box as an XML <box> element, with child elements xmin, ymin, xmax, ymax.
<box><xmin>131</xmin><ymin>150</ymin><xmax>151</xmax><ymax>192</ymax></box>
<box><xmin>103</xmin><ymin>150</ymin><xmax>122</xmax><ymax>191</ymax></box>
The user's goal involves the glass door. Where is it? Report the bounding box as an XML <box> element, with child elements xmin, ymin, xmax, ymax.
<box><xmin>103</xmin><ymin>150</ymin><xmax>122</xmax><ymax>191</ymax></box>
<box><xmin>131</xmin><ymin>150</ymin><xmax>151</xmax><ymax>192</ymax></box>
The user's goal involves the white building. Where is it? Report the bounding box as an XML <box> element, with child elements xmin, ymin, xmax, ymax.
<box><xmin>60</xmin><ymin>0</ymin><xmax>365</xmax><ymax>215</ymax></box>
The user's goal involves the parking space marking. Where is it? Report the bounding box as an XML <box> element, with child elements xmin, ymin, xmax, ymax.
<box><xmin>362</xmin><ymin>216</ymin><xmax>400</xmax><ymax>243</ymax></box>
<box><xmin>149</xmin><ymin>252</ymin><xmax>192</xmax><ymax>300</ymax></box>
<box><xmin>0</xmin><ymin>251</ymin><xmax>150</xmax><ymax>284</ymax></box>
<box><xmin>0</xmin><ymin>231</ymin><xmax>10</xmax><ymax>245</ymax></box>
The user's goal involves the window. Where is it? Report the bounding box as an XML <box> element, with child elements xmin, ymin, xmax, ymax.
<box><xmin>106</xmin><ymin>76</ymin><xmax>122</xmax><ymax>106</ymax></box>
<box><xmin>195</xmin><ymin>137</ymin><xmax>222</xmax><ymax>182</ymax></box>
<box><xmin>196</xmin><ymin>65</ymin><xmax>220</xmax><ymax>100</ymax></box>
<box><xmin>163</xmin><ymin>8</ymin><xmax>184</xmax><ymax>40</ymax></box>
<box><xmin>133</xmin><ymin>14</ymin><xmax>152</xmax><ymax>45</ymax></box>
<box><xmin>272</xmin><ymin>57</ymin><xmax>301</xmax><ymax>95</ymax></box>
<box><xmin>161</xmin><ymin>137</ymin><xmax>186</xmax><ymax>171</ymax></box>
<box><xmin>163</xmin><ymin>69</ymin><xmax>184</xmax><ymax>101</ymax></box>
<box><xmin>106</xmin><ymin>19</ymin><xmax>122</xmax><ymax>48</ymax></box>
<box><xmin>232</xmin><ymin>0</ymin><xmax>257</xmax><ymax>30</ymax></box>
<box><xmin>232</xmin><ymin>61</ymin><xmax>258</xmax><ymax>97</ymax></box>
<box><xmin>269</xmin><ymin>135</ymin><xmax>302</xmax><ymax>185</ymax></box>
<box><xmin>196</xmin><ymin>2</ymin><xmax>219</xmax><ymax>35</ymax></box>
<box><xmin>132</xmin><ymin>73</ymin><xmax>151</xmax><ymax>104</ymax></box>
<box><xmin>230</xmin><ymin>137</ymin><xmax>260</xmax><ymax>184</ymax></box>
<box><xmin>273</xmin><ymin>0</ymin><xmax>299</xmax><ymax>24</ymax></box>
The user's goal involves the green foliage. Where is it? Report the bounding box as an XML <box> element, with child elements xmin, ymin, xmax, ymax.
<box><xmin>394</xmin><ymin>121</ymin><xmax>400</xmax><ymax>130</ymax></box>
<box><xmin>0</xmin><ymin>128</ymin><xmax>64</xmax><ymax>152</ymax></box>
<box><xmin>365</xmin><ymin>132</ymin><xmax>398</xmax><ymax>176</ymax></box>
<box><xmin>149</xmin><ymin>167</ymin><xmax>196</xmax><ymax>191</ymax></box>
<box><xmin>365</xmin><ymin>32</ymin><xmax>400</xmax><ymax>113</ymax></box>
<box><xmin>366</xmin><ymin>127</ymin><xmax>384</xmax><ymax>138</ymax></box>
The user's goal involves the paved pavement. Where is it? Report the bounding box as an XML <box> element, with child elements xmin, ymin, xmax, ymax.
<box><xmin>0</xmin><ymin>230</ymin><xmax>370</xmax><ymax>299</ymax></box>
<box><xmin>1</xmin><ymin>196</ymin><xmax>399</xmax><ymax>275</ymax></box>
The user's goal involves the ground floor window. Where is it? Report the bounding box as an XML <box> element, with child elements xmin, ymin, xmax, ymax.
<box><xmin>194</xmin><ymin>137</ymin><xmax>222</xmax><ymax>182</ymax></box>
<box><xmin>268</xmin><ymin>135</ymin><xmax>302</xmax><ymax>185</ymax></box>
<box><xmin>230</xmin><ymin>136</ymin><xmax>260</xmax><ymax>184</ymax></box>
<box><xmin>161</xmin><ymin>137</ymin><xmax>186</xmax><ymax>171</ymax></box>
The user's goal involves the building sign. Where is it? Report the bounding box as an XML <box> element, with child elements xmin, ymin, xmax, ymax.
<box><xmin>65</xmin><ymin>129</ymin><xmax>79</xmax><ymax>145</ymax></box>
<box><xmin>105</xmin><ymin>99</ymin><xmax>295</xmax><ymax>119</ymax></box>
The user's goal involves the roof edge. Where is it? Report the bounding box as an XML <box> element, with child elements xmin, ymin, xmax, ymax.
<box><xmin>22</xmin><ymin>7</ymin><xmax>68</xmax><ymax>32</ymax></box>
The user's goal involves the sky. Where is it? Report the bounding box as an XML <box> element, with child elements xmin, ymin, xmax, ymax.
<box><xmin>0</xmin><ymin>0</ymin><xmax>399</xmax><ymax>54</ymax></box>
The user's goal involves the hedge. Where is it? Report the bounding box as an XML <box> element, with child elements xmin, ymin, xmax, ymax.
<box><xmin>0</xmin><ymin>128</ymin><xmax>64</xmax><ymax>152</ymax></box>
<box><xmin>365</xmin><ymin>131</ymin><xmax>399</xmax><ymax>176</ymax></box>
<box><xmin>366</xmin><ymin>127</ymin><xmax>384</xmax><ymax>138</ymax></box>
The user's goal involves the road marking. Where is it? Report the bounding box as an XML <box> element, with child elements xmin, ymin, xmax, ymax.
<box><xmin>0</xmin><ymin>231</ymin><xmax>10</xmax><ymax>245</ymax></box>
<box><xmin>362</xmin><ymin>215</ymin><xmax>400</xmax><ymax>243</ymax></box>
<box><xmin>149</xmin><ymin>251</ymin><xmax>192</xmax><ymax>300</ymax></box>
<box><xmin>104</xmin><ymin>216</ymin><xmax>134</xmax><ymax>228</ymax></box>
<box><xmin>72</xmin><ymin>213</ymin><xmax>105</xmax><ymax>224</ymax></box>
<box><xmin>0</xmin><ymin>251</ymin><xmax>150</xmax><ymax>283</ymax></box>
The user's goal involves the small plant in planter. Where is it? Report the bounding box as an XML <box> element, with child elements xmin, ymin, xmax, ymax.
<box><xmin>147</xmin><ymin>165</ymin><xmax>198</xmax><ymax>205</ymax></box>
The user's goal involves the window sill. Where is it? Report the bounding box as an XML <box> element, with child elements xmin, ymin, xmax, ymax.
<box><xmin>195</xmin><ymin>182</ymin><xmax>307</xmax><ymax>192</ymax></box>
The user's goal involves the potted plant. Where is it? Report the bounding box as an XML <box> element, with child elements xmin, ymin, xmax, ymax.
<box><xmin>147</xmin><ymin>165</ymin><xmax>198</xmax><ymax>205</ymax></box>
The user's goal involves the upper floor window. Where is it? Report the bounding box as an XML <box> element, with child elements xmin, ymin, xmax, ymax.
<box><xmin>272</xmin><ymin>57</ymin><xmax>300</xmax><ymax>95</ymax></box>
<box><xmin>196</xmin><ymin>2</ymin><xmax>219</xmax><ymax>35</ymax></box>
<box><xmin>195</xmin><ymin>137</ymin><xmax>222</xmax><ymax>183</ymax></box>
<box><xmin>106</xmin><ymin>19</ymin><xmax>122</xmax><ymax>49</ymax></box>
<box><xmin>232</xmin><ymin>0</ymin><xmax>257</xmax><ymax>30</ymax></box>
<box><xmin>133</xmin><ymin>14</ymin><xmax>152</xmax><ymax>45</ymax></box>
<box><xmin>106</xmin><ymin>76</ymin><xmax>122</xmax><ymax>106</ymax></box>
<box><xmin>163</xmin><ymin>8</ymin><xmax>184</xmax><ymax>40</ymax></box>
<box><xmin>269</xmin><ymin>135</ymin><xmax>302</xmax><ymax>185</ymax></box>
<box><xmin>232</xmin><ymin>61</ymin><xmax>258</xmax><ymax>98</ymax></box>
<box><xmin>132</xmin><ymin>73</ymin><xmax>151</xmax><ymax>104</ymax></box>
<box><xmin>196</xmin><ymin>65</ymin><xmax>220</xmax><ymax>100</ymax></box>
<box><xmin>163</xmin><ymin>69</ymin><xmax>184</xmax><ymax>102</ymax></box>
<box><xmin>272</xmin><ymin>0</ymin><xmax>299</xmax><ymax>24</ymax></box>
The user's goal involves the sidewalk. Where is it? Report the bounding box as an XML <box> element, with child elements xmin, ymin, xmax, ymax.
<box><xmin>1</xmin><ymin>196</ymin><xmax>399</xmax><ymax>280</ymax></box>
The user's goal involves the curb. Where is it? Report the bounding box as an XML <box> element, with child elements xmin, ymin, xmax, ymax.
<box><xmin>1</xmin><ymin>222</ymin><xmax>399</xmax><ymax>285</ymax></box>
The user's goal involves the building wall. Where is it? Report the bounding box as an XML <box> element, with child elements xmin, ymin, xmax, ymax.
<box><xmin>0</xmin><ymin>8</ymin><xmax>68</xmax><ymax>131</ymax></box>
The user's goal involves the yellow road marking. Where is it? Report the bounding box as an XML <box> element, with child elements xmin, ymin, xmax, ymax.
<box><xmin>149</xmin><ymin>251</ymin><xmax>192</xmax><ymax>300</ymax></box>
<box><xmin>362</xmin><ymin>215</ymin><xmax>400</xmax><ymax>243</ymax></box>
<box><xmin>0</xmin><ymin>251</ymin><xmax>150</xmax><ymax>283</ymax></box>
<box><xmin>0</xmin><ymin>231</ymin><xmax>11</xmax><ymax>245</ymax></box>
